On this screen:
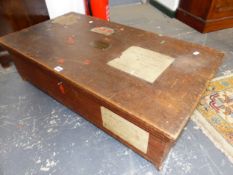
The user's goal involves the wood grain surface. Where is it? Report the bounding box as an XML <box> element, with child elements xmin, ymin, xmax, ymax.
<box><xmin>0</xmin><ymin>13</ymin><xmax>223</xmax><ymax>169</ymax></box>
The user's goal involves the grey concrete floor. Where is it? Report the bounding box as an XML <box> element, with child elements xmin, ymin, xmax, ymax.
<box><xmin>110</xmin><ymin>0</ymin><xmax>141</xmax><ymax>6</ymax></box>
<box><xmin>1</xmin><ymin>3</ymin><xmax>233</xmax><ymax>175</ymax></box>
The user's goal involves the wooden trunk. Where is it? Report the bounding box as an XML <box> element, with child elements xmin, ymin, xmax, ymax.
<box><xmin>176</xmin><ymin>0</ymin><xmax>233</xmax><ymax>33</ymax></box>
<box><xmin>0</xmin><ymin>13</ymin><xmax>223</xmax><ymax>169</ymax></box>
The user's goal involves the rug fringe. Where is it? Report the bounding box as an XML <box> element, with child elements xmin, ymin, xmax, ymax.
<box><xmin>191</xmin><ymin>110</ymin><xmax>233</xmax><ymax>164</ymax></box>
<box><xmin>212</xmin><ymin>73</ymin><xmax>233</xmax><ymax>82</ymax></box>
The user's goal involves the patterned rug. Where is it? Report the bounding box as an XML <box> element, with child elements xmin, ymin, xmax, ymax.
<box><xmin>192</xmin><ymin>74</ymin><xmax>233</xmax><ymax>164</ymax></box>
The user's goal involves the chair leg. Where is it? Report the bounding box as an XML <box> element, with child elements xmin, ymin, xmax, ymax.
<box><xmin>0</xmin><ymin>51</ymin><xmax>12</xmax><ymax>68</ymax></box>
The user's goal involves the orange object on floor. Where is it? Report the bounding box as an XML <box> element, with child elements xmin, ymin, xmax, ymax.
<box><xmin>87</xmin><ymin>0</ymin><xmax>109</xmax><ymax>20</ymax></box>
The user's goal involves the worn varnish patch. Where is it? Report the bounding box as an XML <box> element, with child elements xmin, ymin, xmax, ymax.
<box><xmin>107</xmin><ymin>46</ymin><xmax>174</xmax><ymax>83</ymax></box>
<box><xmin>52</xmin><ymin>14</ymin><xmax>78</xmax><ymax>26</ymax></box>
<box><xmin>101</xmin><ymin>106</ymin><xmax>149</xmax><ymax>153</ymax></box>
<box><xmin>91</xmin><ymin>27</ymin><xmax>114</xmax><ymax>36</ymax></box>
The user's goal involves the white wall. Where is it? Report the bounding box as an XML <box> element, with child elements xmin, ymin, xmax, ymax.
<box><xmin>154</xmin><ymin>0</ymin><xmax>180</xmax><ymax>11</ymax></box>
<box><xmin>45</xmin><ymin>0</ymin><xmax>86</xmax><ymax>19</ymax></box>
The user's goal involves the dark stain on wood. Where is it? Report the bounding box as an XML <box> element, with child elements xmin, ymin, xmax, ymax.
<box><xmin>90</xmin><ymin>40</ymin><xmax>111</xmax><ymax>50</ymax></box>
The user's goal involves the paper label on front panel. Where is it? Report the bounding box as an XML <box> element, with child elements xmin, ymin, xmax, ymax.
<box><xmin>101</xmin><ymin>107</ymin><xmax>149</xmax><ymax>153</ymax></box>
<box><xmin>107</xmin><ymin>46</ymin><xmax>174</xmax><ymax>83</ymax></box>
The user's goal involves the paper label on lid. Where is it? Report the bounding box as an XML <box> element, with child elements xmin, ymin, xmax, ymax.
<box><xmin>107</xmin><ymin>46</ymin><xmax>174</xmax><ymax>83</ymax></box>
<box><xmin>101</xmin><ymin>106</ymin><xmax>149</xmax><ymax>154</ymax></box>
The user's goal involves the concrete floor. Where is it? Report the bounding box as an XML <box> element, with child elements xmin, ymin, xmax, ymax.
<box><xmin>110</xmin><ymin>0</ymin><xmax>141</xmax><ymax>6</ymax></box>
<box><xmin>1</xmin><ymin>3</ymin><xmax>233</xmax><ymax>175</ymax></box>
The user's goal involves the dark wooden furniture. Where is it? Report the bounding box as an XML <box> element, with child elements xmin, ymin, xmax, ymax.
<box><xmin>0</xmin><ymin>13</ymin><xmax>223</xmax><ymax>169</ymax></box>
<box><xmin>176</xmin><ymin>0</ymin><xmax>233</xmax><ymax>33</ymax></box>
<box><xmin>0</xmin><ymin>0</ymin><xmax>49</xmax><ymax>67</ymax></box>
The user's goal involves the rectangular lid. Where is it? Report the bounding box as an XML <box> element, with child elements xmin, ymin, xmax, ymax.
<box><xmin>0</xmin><ymin>13</ymin><xmax>223</xmax><ymax>140</ymax></box>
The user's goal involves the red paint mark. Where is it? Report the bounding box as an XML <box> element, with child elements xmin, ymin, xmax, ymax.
<box><xmin>58</xmin><ymin>58</ymin><xmax>65</xmax><ymax>64</ymax></box>
<box><xmin>58</xmin><ymin>83</ymin><xmax>65</xmax><ymax>94</ymax></box>
<box><xmin>67</xmin><ymin>36</ymin><xmax>75</xmax><ymax>44</ymax></box>
<box><xmin>83</xmin><ymin>59</ymin><xmax>91</xmax><ymax>65</ymax></box>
